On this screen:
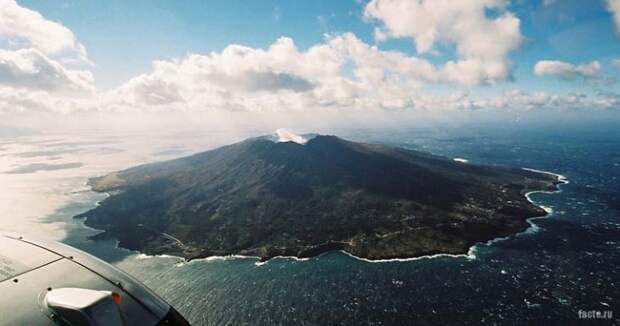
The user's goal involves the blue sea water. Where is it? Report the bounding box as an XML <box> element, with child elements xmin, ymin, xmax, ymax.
<box><xmin>45</xmin><ymin>122</ymin><xmax>620</xmax><ymax>325</ymax></box>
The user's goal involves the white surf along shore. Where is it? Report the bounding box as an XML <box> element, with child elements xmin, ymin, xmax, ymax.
<box><xmin>521</xmin><ymin>168</ymin><xmax>569</xmax><ymax>235</ymax></box>
<box><xmin>77</xmin><ymin>167</ymin><xmax>568</xmax><ymax>267</ymax></box>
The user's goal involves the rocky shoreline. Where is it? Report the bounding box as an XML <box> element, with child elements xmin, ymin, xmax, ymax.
<box><xmin>75</xmin><ymin>134</ymin><xmax>564</xmax><ymax>262</ymax></box>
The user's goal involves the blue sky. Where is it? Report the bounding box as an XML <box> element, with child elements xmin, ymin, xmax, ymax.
<box><xmin>17</xmin><ymin>0</ymin><xmax>620</xmax><ymax>91</ymax></box>
<box><xmin>2</xmin><ymin>0</ymin><xmax>620</xmax><ymax>118</ymax></box>
<box><xmin>18</xmin><ymin>0</ymin><xmax>375</xmax><ymax>89</ymax></box>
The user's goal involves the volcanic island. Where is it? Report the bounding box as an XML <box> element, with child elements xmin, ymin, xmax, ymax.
<box><xmin>76</xmin><ymin>131</ymin><xmax>563</xmax><ymax>262</ymax></box>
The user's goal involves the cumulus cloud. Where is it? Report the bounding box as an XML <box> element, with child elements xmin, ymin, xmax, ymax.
<box><xmin>0</xmin><ymin>0</ymin><xmax>90</xmax><ymax>64</ymax></box>
<box><xmin>0</xmin><ymin>86</ymin><xmax>93</xmax><ymax>113</ymax></box>
<box><xmin>534</xmin><ymin>60</ymin><xmax>601</xmax><ymax>80</ymax></box>
<box><xmin>238</xmin><ymin>72</ymin><xmax>314</xmax><ymax>92</ymax></box>
<box><xmin>96</xmin><ymin>35</ymin><xmax>619</xmax><ymax>114</ymax></box>
<box><xmin>447</xmin><ymin>89</ymin><xmax>619</xmax><ymax>112</ymax></box>
<box><xmin>116</xmin><ymin>74</ymin><xmax>185</xmax><ymax>106</ymax></box>
<box><xmin>107</xmin><ymin>34</ymin><xmax>443</xmax><ymax>112</ymax></box>
<box><xmin>0</xmin><ymin>48</ymin><xmax>94</xmax><ymax>93</ymax></box>
<box><xmin>0</xmin><ymin>0</ymin><xmax>616</xmax><ymax>118</ymax></box>
<box><xmin>0</xmin><ymin>0</ymin><xmax>95</xmax><ymax>114</ymax></box>
<box><xmin>107</xmin><ymin>33</ymin><xmax>537</xmax><ymax>113</ymax></box>
<box><xmin>364</xmin><ymin>0</ymin><xmax>523</xmax><ymax>85</ymax></box>
<box><xmin>607</xmin><ymin>0</ymin><xmax>620</xmax><ymax>35</ymax></box>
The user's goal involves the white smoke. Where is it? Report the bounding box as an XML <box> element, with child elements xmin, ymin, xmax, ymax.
<box><xmin>275</xmin><ymin>128</ymin><xmax>307</xmax><ymax>145</ymax></box>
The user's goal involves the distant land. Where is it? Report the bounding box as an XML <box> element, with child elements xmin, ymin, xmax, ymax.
<box><xmin>76</xmin><ymin>131</ymin><xmax>563</xmax><ymax>262</ymax></box>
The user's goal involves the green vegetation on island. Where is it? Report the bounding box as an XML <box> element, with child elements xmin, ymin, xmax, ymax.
<box><xmin>77</xmin><ymin>134</ymin><xmax>562</xmax><ymax>261</ymax></box>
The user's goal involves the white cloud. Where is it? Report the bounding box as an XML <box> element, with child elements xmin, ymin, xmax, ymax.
<box><xmin>0</xmin><ymin>0</ymin><xmax>94</xmax><ymax>114</ymax></box>
<box><xmin>455</xmin><ymin>89</ymin><xmax>619</xmax><ymax>112</ymax></box>
<box><xmin>107</xmin><ymin>34</ymin><xmax>443</xmax><ymax>112</ymax></box>
<box><xmin>607</xmin><ymin>0</ymin><xmax>620</xmax><ymax>35</ymax></box>
<box><xmin>105</xmin><ymin>33</ymin><xmax>532</xmax><ymax>113</ymax></box>
<box><xmin>0</xmin><ymin>1</ymin><xmax>615</xmax><ymax>117</ymax></box>
<box><xmin>0</xmin><ymin>0</ymin><xmax>90</xmax><ymax>64</ymax></box>
<box><xmin>364</xmin><ymin>0</ymin><xmax>523</xmax><ymax>85</ymax></box>
<box><xmin>0</xmin><ymin>48</ymin><xmax>94</xmax><ymax>93</ymax></box>
<box><xmin>115</xmin><ymin>73</ymin><xmax>184</xmax><ymax>106</ymax></box>
<box><xmin>101</xmin><ymin>34</ymin><xmax>620</xmax><ymax>114</ymax></box>
<box><xmin>534</xmin><ymin>60</ymin><xmax>601</xmax><ymax>80</ymax></box>
<box><xmin>0</xmin><ymin>86</ymin><xmax>92</xmax><ymax>113</ymax></box>
<box><xmin>378</xmin><ymin>88</ymin><xmax>620</xmax><ymax>113</ymax></box>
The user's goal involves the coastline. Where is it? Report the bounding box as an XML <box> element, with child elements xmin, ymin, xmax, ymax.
<box><xmin>75</xmin><ymin>167</ymin><xmax>568</xmax><ymax>266</ymax></box>
<box><xmin>521</xmin><ymin>168</ymin><xmax>569</xmax><ymax>235</ymax></box>
<box><xmin>473</xmin><ymin>168</ymin><xmax>569</xmax><ymax>249</ymax></box>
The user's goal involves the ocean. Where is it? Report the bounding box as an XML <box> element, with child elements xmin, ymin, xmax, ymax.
<box><xmin>0</xmin><ymin>122</ymin><xmax>618</xmax><ymax>325</ymax></box>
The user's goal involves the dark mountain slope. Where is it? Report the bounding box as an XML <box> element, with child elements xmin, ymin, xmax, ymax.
<box><xmin>78</xmin><ymin>134</ymin><xmax>561</xmax><ymax>261</ymax></box>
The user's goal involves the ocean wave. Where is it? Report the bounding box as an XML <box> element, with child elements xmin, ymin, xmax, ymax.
<box><xmin>339</xmin><ymin>249</ymin><xmax>477</xmax><ymax>263</ymax></box>
<box><xmin>135</xmin><ymin>253</ymin><xmax>181</xmax><ymax>260</ymax></box>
